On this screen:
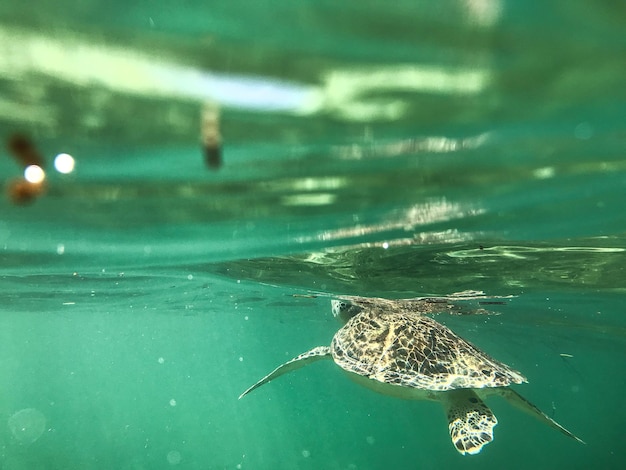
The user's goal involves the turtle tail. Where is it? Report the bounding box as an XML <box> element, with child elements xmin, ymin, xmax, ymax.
<box><xmin>239</xmin><ymin>346</ymin><xmax>332</xmax><ymax>399</ymax></box>
<box><xmin>496</xmin><ymin>388</ymin><xmax>586</xmax><ymax>444</ymax></box>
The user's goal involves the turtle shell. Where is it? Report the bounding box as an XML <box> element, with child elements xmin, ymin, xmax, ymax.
<box><xmin>330</xmin><ymin>307</ymin><xmax>527</xmax><ymax>391</ymax></box>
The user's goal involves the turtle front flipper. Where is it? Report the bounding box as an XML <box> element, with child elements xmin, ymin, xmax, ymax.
<box><xmin>495</xmin><ymin>388</ymin><xmax>586</xmax><ymax>444</ymax></box>
<box><xmin>239</xmin><ymin>346</ymin><xmax>332</xmax><ymax>399</ymax></box>
<box><xmin>440</xmin><ymin>389</ymin><xmax>497</xmax><ymax>455</ymax></box>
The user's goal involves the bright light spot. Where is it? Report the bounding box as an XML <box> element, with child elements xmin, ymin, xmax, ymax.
<box><xmin>54</xmin><ymin>153</ymin><xmax>75</xmax><ymax>173</ymax></box>
<box><xmin>187</xmin><ymin>274</ymin><xmax>193</xmax><ymax>280</ymax></box>
<box><xmin>382</xmin><ymin>242</ymin><xmax>389</xmax><ymax>250</ymax></box>
<box><xmin>158</xmin><ymin>357</ymin><xmax>165</xmax><ymax>364</ymax></box>
<box><xmin>24</xmin><ymin>165</ymin><xmax>45</xmax><ymax>184</ymax></box>
<box><xmin>534</xmin><ymin>167</ymin><xmax>555</xmax><ymax>179</ymax></box>
<box><xmin>464</xmin><ymin>0</ymin><xmax>503</xmax><ymax>27</ymax></box>
<box><xmin>281</xmin><ymin>193</ymin><xmax>336</xmax><ymax>206</ymax></box>
<box><xmin>238</xmin><ymin>356</ymin><xmax>244</xmax><ymax>362</ymax></box>
<box><xmin>290</xmin><ymin>177</ymin><xmax>346</xmax><ymax>192</ymax></box>
<box><xmin>56</xmin><ymin>244</ymin><xmax>65</xmax><ymax>255</ymax></box>
<box><xmin>169</xmin><ymin>399</ymin><xmax>177</xmax><ymax>407</ymax></box>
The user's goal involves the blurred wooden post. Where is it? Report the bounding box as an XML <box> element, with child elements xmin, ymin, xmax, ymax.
<box><xmin>201</xmin><ymin>103</ymin><xmax>222</xmax><ymax>170</ymax></box>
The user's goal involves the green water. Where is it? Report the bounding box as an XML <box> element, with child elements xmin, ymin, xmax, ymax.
<box><xmin>1</xmin><ymin>1</ymin><xmax>625</xmax><ymax>469</ymax></box>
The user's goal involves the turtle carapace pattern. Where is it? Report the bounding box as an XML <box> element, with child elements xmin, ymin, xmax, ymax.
<box><xmin>240</xmin><ymin>296</ymin><xmax>585</xmax><ymax>455</ymax></box>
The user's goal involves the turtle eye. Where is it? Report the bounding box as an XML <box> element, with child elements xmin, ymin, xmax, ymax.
<box><xmin>331</xmin><ymin>300</ymin><xmax>350</xmax><ymax>317</ymax></box>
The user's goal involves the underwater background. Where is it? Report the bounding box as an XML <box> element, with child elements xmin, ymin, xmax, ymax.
<box><xmin>1</xmin><ymin>1</ymin><xmax>625</xmax><ymax>468</ymax></box>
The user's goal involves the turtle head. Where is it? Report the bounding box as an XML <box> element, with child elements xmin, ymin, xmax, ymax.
<box><xmin>331</xmin><ymin>299</ymin><xmax>363</xmax><ymax>323</ymax></box>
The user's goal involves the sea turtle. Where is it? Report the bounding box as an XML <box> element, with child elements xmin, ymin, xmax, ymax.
<box><xmin>239</xmin><ymin>296</ymin><xmax>584</xmax><ymax>455</ymax></box>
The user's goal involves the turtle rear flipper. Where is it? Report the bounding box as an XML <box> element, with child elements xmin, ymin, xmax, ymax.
<box><xmin>441</xmin><ymin>389</ymin><xmax>497</xmax><ymax>455</ymax></box>
<box><xmin>239</xmin><ymin>346</ymin><xmax>331</xmax><ymax>399</ymax></box>
<box><xmin>495</xmin><ymin>388</ymin><xmax>585</xmax><ymax>444</ymax></box>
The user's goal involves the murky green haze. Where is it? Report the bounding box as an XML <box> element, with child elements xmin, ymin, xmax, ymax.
<box><xmin>1</xmin><ymin>1</ymin><xmax>625</xmax><ymax>469</ymax></box>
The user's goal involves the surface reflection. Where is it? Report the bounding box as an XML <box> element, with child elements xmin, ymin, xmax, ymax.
<box><xmin>298</xmin><ymin>198</ymin><xmax>483</xmax><ymax>244</ymax></box>
<box><xmin>0</xmin><ymin>25</ymin><xmax>316</xmax><ymax>113</ymax></box>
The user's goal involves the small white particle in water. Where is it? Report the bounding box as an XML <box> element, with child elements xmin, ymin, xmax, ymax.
<box><xmin>62</xmin><ymin>302</ymin><xmax>75</xmax><ymax>305</ymax></box>
<box><xmin>158</xmin><ymin>357</ymin><xmax>165</xmax><ymax>364</ymax></box>
<box><xmin>365</xmin><ymin>435</ymin><xmax>375</xmax><ymax>445</ymax></box>
<box><xmin>244</xmin><ymin>316</ymin><xmax>249</xmax><ymax>321</ymax></box>
<box><xmin>187</xmin><ymin>274</ymin><xmax>193</xmax><ymax>280</ymax></box>
<box><xmin>237</xmin><ymin>279</ymin><xmax>241</xmax><ymax>284</ymax></box>
<box><xmin>166</xmin><ymin>450</ymin><xmax>181</xmax><ymax>465</ymax></box>
<box><xmin>382</xmin><ymin>242</ymin><xmax>389</xmax><ymax>249</ymax></box>
<box><xmin>301</xmin><ymin>450</ymin><xmax>310</xmax><ymax>458</ymax></box>
<box><xmin>236</xmin><ymin>465</ymin><xmax>242</xmax><ymax>470</ymax></box>
<box><xmin>169</xmin><ymin>399</ymin><xmax>177</xmax><ymax>407</ymax></box>
<box><xmin>533</xmin><ymin>166</ymin><xmax>555</xmax><ymax>179</ymax></box>
<box><xmin>56</xmin><ymin>244</ymin><xmax>65</xmax><ymax>255</ymax></box>
<box><xmin>239</xmin><ymin>356</ymin><xmax>244</xmax><ymax>362</ymax></box>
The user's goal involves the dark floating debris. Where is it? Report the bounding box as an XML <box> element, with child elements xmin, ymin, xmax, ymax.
<box><xmin>6</xmin><ymin>178</ymin><xmax>45</xmax><ymax>205</ymax></box>
<box><xmin>201</xmin><ymin>104</ymin><xmax>222</xmax><ymax>169</ymax></box>
<box><xmin>7</xmin><ymin>133</ymin><xmax>45</xmax><ymax>168</ymax></box>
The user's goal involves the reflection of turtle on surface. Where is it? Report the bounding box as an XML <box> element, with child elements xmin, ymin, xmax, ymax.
<box><xmin>239</xmin><ymin>295</ymin><xmax>585</xmax><ymax>455</ymax></box>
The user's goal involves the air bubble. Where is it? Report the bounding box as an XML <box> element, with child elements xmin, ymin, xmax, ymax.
<box><xmin>167</xmin><ymin>450</ymin><xmax>181</xmax><ymax>465</ymax></box>
<box><xmin>8</xmin><ymin>408</ymin><xmax>46</xmax><ymax>445</ymax></box>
